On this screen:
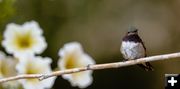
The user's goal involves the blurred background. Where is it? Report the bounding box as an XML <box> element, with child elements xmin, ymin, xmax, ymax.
<box><xmin>0</xmin><ymin>0</ymin><xmax>180</xmax><ymax>89</ymax></box>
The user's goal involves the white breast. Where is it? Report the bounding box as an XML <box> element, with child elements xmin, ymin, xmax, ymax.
<box><xmin>120</xmin><ymin>41</ymin><xmax>145</xmax><ymax>60</ymax></box>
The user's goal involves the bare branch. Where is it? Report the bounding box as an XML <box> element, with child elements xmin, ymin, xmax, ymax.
<box><xmin>0</xmin><ymin>52</ymin><xmax>180</xmax><ymax>83</ymax></box>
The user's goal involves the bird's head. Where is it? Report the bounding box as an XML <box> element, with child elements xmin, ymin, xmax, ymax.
<box><xmin>127</xmin><ymin>26</ymin><xmax>138</xmax><ymax>35</ymax></box>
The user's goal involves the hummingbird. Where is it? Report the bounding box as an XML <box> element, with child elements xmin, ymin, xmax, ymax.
<box><xmin>120</xmin><ymin>27</ymin><xmax>153</xmax><ymax>71</ymax></box>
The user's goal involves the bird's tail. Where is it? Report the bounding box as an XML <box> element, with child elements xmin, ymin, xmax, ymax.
<box><xmin>137</xmin><ymin>62</ymin><xmax>154</xmax><ymax>71</ymax></box>
<box><xmin>145</xmin><ymin>62</ymin><xmax>154</xmax><ymax>71</ymax></box>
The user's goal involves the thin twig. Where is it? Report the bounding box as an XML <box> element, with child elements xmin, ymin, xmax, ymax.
<box><xmin>0</xmin><ymin>52</ymin><xmax>180</xmax><ymax>83</ymax></box>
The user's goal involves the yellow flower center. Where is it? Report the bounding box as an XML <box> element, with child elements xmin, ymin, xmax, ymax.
<box><xmin>0</xmin><ymin>60</ymin><xmax>9</xmax><ymax>77</ymax></box>
<box><xmin>64</xmin><ymin>53</ymin><xmax>88</xmax><ymax>79</ymax></box>
<box><xmin>65</xmin><ymin>54</ymin><xmax>83</xmax><ymax>69</ymax></box>
<box><xmin>65</xmin><ymin>55</ymin><xmax>79</xmax><ymax>69</ymax></box>
<box><xmin>26</xmin><ymin>62</ymin><xmax>42</xmax><ymax>83</ymax></box>
<box><xmin>65</xmin><ymin>56</ymin><xmax>76</xmax><ymax>69</ymax></box>
<box><xmin>0</xmin><ymin>61</ymin><xmax>4</xmax><ymax>77</ymax></box>
<box><xmin>14</xmin><ymin>30</ymin><xmax>36</xmax><ymax>50</ymax></box>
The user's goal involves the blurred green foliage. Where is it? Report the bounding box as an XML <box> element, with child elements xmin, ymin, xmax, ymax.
<box><xmin>0</xmin><ymin>0</ymin><xmax>15</xmax><ymax>26</ymax></box>
<box><xmin>0</xmin><ymin>0</ymin><xmax>15</xmax><ymax>42</ymax></box>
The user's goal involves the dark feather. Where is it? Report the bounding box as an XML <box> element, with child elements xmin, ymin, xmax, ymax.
<box><xmin>137</xmin><ymin>63</ymin><xmax>154</xmax><ymax>71</ymax></box>
<box><xmin>145</xmin><ymin>62</ymin><xmax>154</xmax><ymax>71</ymax></box>
<box><xmin>122</xmin><ymin>34</ymin><xmax>142</xmax><ymax>43</ymax></box>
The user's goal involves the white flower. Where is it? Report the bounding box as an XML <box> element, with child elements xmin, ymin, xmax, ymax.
<box><xmin>58</xmin><ymin>42</ymin><xmax>95</xmax><ymax>88</ymax></box>
<box><xmin>0</xmin><ymin>51</ymin><xmax>17</xmax><ymax>78</ymax></box>
<box><xmin>0</xmin><ymin>51</ymin><xmax>20</xmax><ymax>88</ymax></box>
<box><xmin>16</xmin><ymin>56</ymin><xmax>56</xmax><ymax>89</ymax></box>
<box><xmin>0</xmin><ymin>51</ymin><xmax>6</xmax><ymax>78</ymax></box>
<box><xmin>2</xmin><ymin>81</ymin><xmax>21</xmax><ymax>89</ymax></box>
<box><xmin>2</xmin><ymin>21</ymin><xmax>47</xmax><ymax>58</ymax></box>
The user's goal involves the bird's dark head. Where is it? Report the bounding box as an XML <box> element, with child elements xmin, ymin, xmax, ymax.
<box><xmin>127</xmin><ymin>26</ymin><xmax>138</xmax><ymax>33</ymax></box>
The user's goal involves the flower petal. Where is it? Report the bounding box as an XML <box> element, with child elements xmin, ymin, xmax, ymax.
<box><xmin>58</xmin><ymin>42</ymin><xmax>96</xmax><ymax>88</ymax></box>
